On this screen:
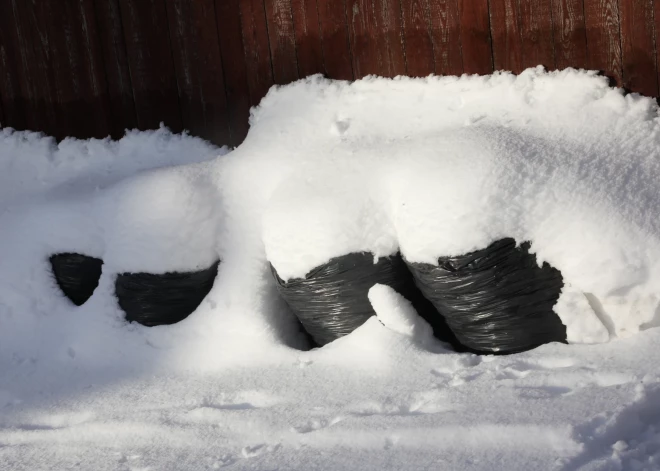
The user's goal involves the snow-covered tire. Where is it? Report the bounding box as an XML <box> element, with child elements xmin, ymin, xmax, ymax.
<box><xmin>50</xmin><ymin>253</ymin><xmax>103</xmax><ymax>306</ymax></box>
<box><xmin>115</xmin><ymin>261</ymin><xmax>220</xmax><ymax>326</ymax></box>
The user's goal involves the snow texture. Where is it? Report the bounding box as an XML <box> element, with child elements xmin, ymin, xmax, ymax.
<box><xmin>1</xmin><ymin>68</ymin><xmax>660</xmax><ymax>470</ymax></box>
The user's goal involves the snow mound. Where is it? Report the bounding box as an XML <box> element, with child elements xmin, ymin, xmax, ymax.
<box><xmin>260</xmin><ymin>68</ymin><xmax>660</xmax><ymax>342</ymax></box>
<box><xmin>2</xmin><ymin>68</ymin><xmax>660</xmax><ymax>471</ymax></box>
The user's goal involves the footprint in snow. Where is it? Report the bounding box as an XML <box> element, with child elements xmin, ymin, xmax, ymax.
<box><xmin>16</xmin><ymin>410</ymin><xmax>95</xmax><ymax>430</ymax></box>
<box><xmin>350</xmin><ymin>390</ymin><xmax>452</xmax><ymax>416</ymax></box>
<box><xmin>292</xmin><ymin>416</ymin><xmax>344</xmax><ymax>434</ymax></box>
<box><xmin>208</xmin><ymin>454</ymin><xmax>235</xmax><ymax>468</ymax></box>
<box><xmin>199</xmin><ymin>390</ymin><xmax>281</xmax><ymax>410</ymax></box>
<box><xmin>241</xmin><ymin>443</ymin><xmax>279</xmax><ymax>458</ymax></box>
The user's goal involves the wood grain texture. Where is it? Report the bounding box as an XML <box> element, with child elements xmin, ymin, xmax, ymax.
<box><xmin>489</xmin><ymin>0</ymin><xmax>524</xmax><ymax>73</ymax></box>
<box><xmin>583</xmin><ymin>0</ymin><xmax>622</xmax><ymax>86</ymax></box>
<box><xmin>291</xmin><ymin>0</ymin><xmax>326</xmax><ymax>77</ymax></box>
<box><xmin>401</xmin><ymin>0</ymin><xmax>435</xmax><ymax>76</ymax></box>
<box><xmin>166</xmin><ymin>0</ymin><xmax>231</xmax><ymax>145</ymax></box>
<box><xmin>519</xmin><ymin>0</ymin><xmax>555</xmax><ymax>70</ymax></box>
<box><xmin>380</xmin><ymin>0</ymin><xmax>408</xmax><ymax>77</ymax></box>
<box><xmin>457</xmin><ymin>0</ymin><xmax>493</xmax><ymax>74</ymax></box>
<box><xmin>264</xmin><ymin>0</ymin><xmax>300</xmax><ymax>84</ymax></box>
<box><xmin>7</xmin><ymin>1</ymin><xmax>72</xmax><ymax>137</ymax></box>
<box><xmin>618</xmin><ymin>0</ymin><xmax>657</xmax><ymax>96</ymax></box>
<box><xmin>550</xmin><ymin>0</ymin><xmax>588</xmax><ymax>69</ymax></box>
<box><xmin>23</xmin><ymin>0</ymin><xmax>115</xmax><ymax>139</ymax></box>
<box><xmin>427</xmin><ymin>0</ymin><xmax>463</xmax><ymax>75</ymax></box>
<box><xmin>93</xmin><ymin>0</ymin><xmax>138</xmax><ymax>138</ymax></box>
<box><xmin>317</xmin><ymin>0</ymin><xmax>354</xmax><ymax>79</ymax></box>
<box><xmin>119</xmin><ymin>0</ymin><xmax>182</xmax><ymax>132</ymax></box>
<box><xmin>238</xmin><ymin>0</ymin><xmax>275</xmax><ymax>106</ymax></box>
<box><xmin>216</xmin><ymin>0</ymin><xmax>252</xmax><ymax>146</ymax></box>
<box><xmin>0</xmin><ymin>0</ymin><xmax>27</xmax><ymax>129</ymax></box>
<box><xmin>347</xmin><ymin>0</ymin><xmax>383</xmax><ymax>76</ymax></box>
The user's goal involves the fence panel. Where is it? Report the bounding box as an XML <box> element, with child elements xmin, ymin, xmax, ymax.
<box><xmin>0</xmin><ymin>0</ymin><xmax>658</xmax><ymax>147</ymax></box>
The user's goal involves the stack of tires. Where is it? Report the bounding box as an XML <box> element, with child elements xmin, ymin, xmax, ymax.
<box><xmin>50</xmin><ymin>252</ymin><xmax>219</xmax><ymax>326</ymax></box>
<box><xmin>270</xmin><ymin>238</ymin><xmax>566</xmax><ymax>354</ymax></box>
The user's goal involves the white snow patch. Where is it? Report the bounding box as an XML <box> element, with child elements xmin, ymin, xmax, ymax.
<box><xmin>1</xmin><ymin>68</ymin><xmax>660</xmax><ymax>470</ymax></box>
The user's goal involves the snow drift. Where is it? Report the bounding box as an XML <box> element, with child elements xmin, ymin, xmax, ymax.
<box><xmin>2</xmin><ymin>68</ymin><xmax>660</xmax><ymax>470</ymax></box>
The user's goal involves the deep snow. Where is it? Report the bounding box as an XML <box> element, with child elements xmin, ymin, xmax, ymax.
<box><xmin>1</xmin><ymin>68</ymin><xmax>660</xmax><ymax>470</ymax></box>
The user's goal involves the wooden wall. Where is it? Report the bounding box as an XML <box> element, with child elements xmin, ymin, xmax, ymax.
<box><xmin>0</xmin><ymin>0</ymin><xmax>658</xmax><ymax>148</ymax></box>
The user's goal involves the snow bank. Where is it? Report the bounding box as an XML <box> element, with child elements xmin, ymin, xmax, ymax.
<box><xmin>260</xmin><ymin>68</ymin><xmax>660</xmax><ymax>342</ymax></box>
<box><xmin>2</xmin><ymin>68</ymin><xmax>660</xmax><ymax>471</ymax></box>
<box><xmin>1</xmin><ymin>68</ymin><xmax>659</xmax><ymax>375</ymax></box>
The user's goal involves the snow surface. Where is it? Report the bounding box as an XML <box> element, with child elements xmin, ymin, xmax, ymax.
<box><xmin>2</xmin><ymin>68</ymin><xmax>660</xmax><ymax>470</ymax></box>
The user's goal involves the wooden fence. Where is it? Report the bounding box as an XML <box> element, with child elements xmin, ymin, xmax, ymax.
<box><xmin>0</xmin><ymin>0</ymin><xmax>658</xmax><ymax>147</ymax></box>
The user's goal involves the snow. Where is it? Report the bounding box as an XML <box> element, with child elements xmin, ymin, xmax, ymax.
<box><xmin>1</xmin><ymin>68</ymin><xmax>660</xmax><ymax>470</ymax></box>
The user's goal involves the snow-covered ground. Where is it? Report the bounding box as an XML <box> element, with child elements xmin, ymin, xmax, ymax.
<box><xmin>2</xmin><ymin>68</ymin><xmax>660</xmax><ymax>470</ymax></box>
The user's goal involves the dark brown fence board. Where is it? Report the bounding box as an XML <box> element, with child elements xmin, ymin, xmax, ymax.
<box><xmin>33</xmin><ymin>0</ymin><xmax>112</xmax><ymax>139</ymax></box>
<box><xmin>427</xmin><ymin>0</ymin><xmax>463</xmax><ymax>75</ymax></box>
<box><xmin>519</xmin><ymin>0</ymin><xmax>556</xmax><ymax>69</ymax></box>
<box><xmin>383</xmin><ymin>0</ymin><xmax>408</xmax><ymax>77</ymax></box>
<box><xmin>583</xmin><ymin>0</ymin><xmax>622</xmax><ymax>86</ymax></box>
<box><xmin>291</xmin><ymin>0</ymin><xmax>326</xmax><ymax>77</ymax></box>
<box><xmin>346</xmin><ymin>0</ymin><xmax>406</xmax><ymax>77</ymax></box>
<box><xmin>317</xmin><ymin>0</ymin><xmax>354</xmax><ymax>79</ymax></box>
<box><xmin>458</xmin><ymin>0</ymin><xmax>493</xmax><ymax>74</ymax></box>
<box><xmin>238</xmin><ymin>0</ymin><xmax>275</xmax><ymax>105</ymax></box>
<box><xmin>119</xmin><ymin>0</ymin><xmax>182</xmax><ymax>132</ymax></box>
<box><xmin>618</xmin><ymin>0</ymin><xmax>657</xmax><ymax>96</ymax></box>
<box><xmin>93</xmin><ymin>0</ymin><xmax>138</xmax><ymax>139</ymax></box>
<box><xmin>166</xmin><ymin>0</ymin><xmax>231</xmax><ymax>145</ymax></box>
<box><xmin>4</xmin><ymin>0</ymin><xmax>660</xmax><ymax>145</ymax></box>
<box><xmin>489</xmin><ymin>0</ymin><xmax>524</xmax><ymax>73</ymax></box>
<box><xmin>401</xmin><ymin>0</ymin><xmax>435</xmax><ymax>76</ymax></box>
<box><xmin>7</xmin><ymin>1</ymin><xmax>62</xmax><ymax>136</ymax></box>
<box><xmin>348</xmin><ymin>0</ymin><xmax>384</xmax><ymax>77</ymax></box>
<box><xmin>0</xmin><ymin>1</ymin><xmax>27</xmax><ymax>129</ymax></box>
<box><xmin>348</xmin><ymin>0</ymin><xmax>407</xmax><ymax>78</ymax></box>
<box><xmin>215</xmin><ymin>0</ymin><xmax>252</xmax><ymax>146</ymax></box>
<box><xmin>550</xmin><ymin>0</ymin><xmax>588</xmax><ymax>70</ymax></box>
<box><xmin>264</xmin><ymin>0</ymin><xmax>300</xmax><ymax>84</ymax></box>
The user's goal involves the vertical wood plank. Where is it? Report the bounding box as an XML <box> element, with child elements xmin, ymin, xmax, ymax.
<box><xmin>0</xmin><ymin>0</ymin><xmax>27</xmax><ymax>129</ymax></box>
<box><xmin>401</xmin><ymin>0</ymin><xmax>435</xmax><ymax>77</ymax></box>
<box><xmin>347</xmin><ymin>0</ymin><xmax>382</xmax><ymax>77</ymax></box>
<box><xmin>519</xmin><ymin>0</ymin><xmax>556</xmax><ymax>69</ymax></box>
<box><xmin>379</xmin><ymin>0</ymin><xmax>408</xmax><ymax>77</ymax></box>
<box><xmin>119</xmin><ymin>0</ymin><xmax>182</xmax><ymax>132</ymax></box>
<box><xmin>489</xmin><ymin>0</ymin><xmax>524</xmax><ymax>72</ymax></box>
<box><xmin>93</xmin><ymin>0</ymin><xmax>138</xmax><ymax>138</ymax></box>
<box><xmin>291</xmin><ymin>0</ymin><xmax>326</xmax><ymax>77</ymax></box>
<box><xmin>216</xmin><ymin>0</ymin><xmax>252</xmax><ymax>146</ymax></box>
<box><xmin>264</xmin><ymin>0</ymin><xmax>300</xmax><ymax>84</ymax></box>
<box><xmin>550</xmin><ymin>0</ymin><xmax>588</xmax><ymax>70</ymax></box>
<box><xmin>7</xmin><ymin>0</ymin><xmax>68</xmax><ymax>137</ymax></box>
<box><xmin>347</xmin><ymin>0</ymin><xmax>407</xmax><ymax>78</ymax></box>
<box><xmin>166</xmin><ymin>0</ymin><xmax>231</xmax><ymax>145</ymax></box>
<box><xmin>317</xmin><ymin>0</ymin><xmax>354</xmax><ymax>79</ymax></box>
<box><xmin>458</xmin><ymin>0</ymin><xmax>493</xmax><ymax>74</ymax></box>
<box><xmin>618</xmin><ymin>0</ymin><xmax>657</xmax><ymax>96</ymax></box>
<box><xmin>238</xmin><ymin>0</ymin><xmax>275</xmax><ymax>105</ymax></box>
<box><xmin>583</xmin><ymin>0</ymin><xmax>622</xmax><ymax>86</ymax></box>
<box><xmin>427</xmin><ymin>0</ymin><xmax>463</xmax><ymax>76</ymax></box>
<box><xmin>29</xmin><ymin>0</ymin><xmax>112</xmax><ymax>139</ymax></box>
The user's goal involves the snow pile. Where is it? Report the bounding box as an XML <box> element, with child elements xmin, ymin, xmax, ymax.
<box><xmin>1</xmin><ymin>68</ymin><xmax>660</xmax><ymax>470</ymax></box>
<box><xmin>261</xmin><ymin>68</ymin><xmax>660</xmax><ymax>343</ymax></box>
